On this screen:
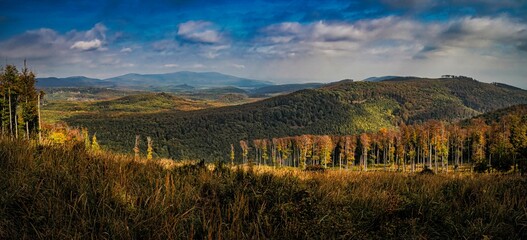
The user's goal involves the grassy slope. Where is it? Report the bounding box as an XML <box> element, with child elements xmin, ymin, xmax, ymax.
<box><xmin>66</xmin><ymin>78</ymin><xmax>527</xmax><ymax>160</ymax></box>
<box><xmin>0</xmin><ymin>138</ymin><xmax>525</xmax><ymax>239</ymax></box>
<box><xmin>42</xmin><ymin>92</ymin><xmax>224</xmax><ymax>123</ymax></box>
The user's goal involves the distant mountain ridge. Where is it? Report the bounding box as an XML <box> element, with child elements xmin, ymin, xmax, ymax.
<box><xmin>37</xmin><ymin>71</ymin><xmax>273</xmax><ymax>90</ymax></box>
<box><xmin>363</xmin><ymin>76</ymin><xmax>402</xmax><ymax>82</ymax></box>
<box><xmin>250</xmin><ymin>83</ymin><xmax>324</xmax><ymax>96</ymax></box>
<box><xmin>36</xmin><ymin>76</ymin><xmax>115</xmax><ymax>88</ymax></box>
<box><xmin>104</xmin><ymin>71</ymin><xmax>273</xmax><ymax>89</ymax></box>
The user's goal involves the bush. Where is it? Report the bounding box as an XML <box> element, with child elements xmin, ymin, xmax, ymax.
<box><xmin>419</xmin><ymin>165</ymin><xmax>434</xmax><ymax>175</ymax></box>
<box><xmin>304</xmin><ymin>165</ymin><xmax>325</xmax><ymax>172</ymax></box>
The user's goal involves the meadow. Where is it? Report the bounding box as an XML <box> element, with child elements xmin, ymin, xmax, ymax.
<box><xmin>1</xmin><ymin>137</ymin><xmax>525</xmax><ymax>239</ymax></box>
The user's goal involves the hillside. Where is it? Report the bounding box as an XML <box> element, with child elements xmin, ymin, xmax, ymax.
<box><xmin>66</xmin><ymin>77</ymin><xmax>527</xmax><ymax>160</ymax></box>
<box><xmin>42</xmin><ymin>92</ymin><xmax>218</xmax><ymax>123</ymax></box>
<box><xmin>460</xmin><ymin>104</ymin><xmax>527</xmax><ymax>126</ymax></box>
<box><xmin>91</xmin><ymin>92</ymin><xmax>213</xmax><ymax>112</ymax></box>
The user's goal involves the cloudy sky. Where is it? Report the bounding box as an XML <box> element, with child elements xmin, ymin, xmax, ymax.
<box><xmin>1</xmin><ymin>0</ymin><xmax>526</xmax><ymax>88</ymax></box>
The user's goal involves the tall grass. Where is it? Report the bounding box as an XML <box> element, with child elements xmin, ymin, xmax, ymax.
<box><xmin>0</xmin><ymin>137</ymin><xmax>526</xmax><ymax>239</ymax></box>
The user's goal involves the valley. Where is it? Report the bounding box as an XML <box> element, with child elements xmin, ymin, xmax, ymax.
<box><xmin>60</xmin><ymin>77</ymin><xmax>527</xmax><ymax>161</ymax></box>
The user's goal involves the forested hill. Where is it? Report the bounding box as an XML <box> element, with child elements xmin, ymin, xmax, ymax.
<box><xmin>66</xmin><ymin>77</ymin><xmax>527</xmax><ymax>160</ymax></box>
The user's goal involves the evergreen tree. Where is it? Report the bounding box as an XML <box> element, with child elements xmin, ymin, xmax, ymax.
<box><xmin>0</xmin><ymin>63</ymin><xmax>40</xmax><ymax>138</ymax></box>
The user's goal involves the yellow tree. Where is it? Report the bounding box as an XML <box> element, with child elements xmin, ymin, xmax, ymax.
<box><xmin>489</xmin><ymin>119</ymin><xmax>514</xmax><ymax>172</ymax></box>
<box><xmin>92</xmin><ymin>134</ymin><xmax>101</xmax><ymax>152</ymax></box>
<box><xmin>240</xmin><ymin>140</ymin><xmax>249</xmax><ymax>164</ymax></box>
<box><xmin>360</xmin><ymin>133</ymin><xmax>370</xmax><ymax>171</ymax></box>
<box><xmin>298</xmin><ymin>135</ymin><xmax>312</xmax><ymax>169</ymax></box>
<box><xmin>508</xmin><ymin>114</ymin><xmax>527</xmax><ymax>173</ymax></box>
<box><xmin>147</xmin><ymin>137</ymin><xmax>153</xmax><ymax>160</ymax></box>
<box><xmin>319</xmin><ymin>135</ymin><xmax>333</xmax><ymax>168</ymax></box>
<box><xmin>230</xmin><ymin>143</ymin><xmax>235</xmax><ymax>165</ymax></box>
<box><xmin>344</xmin><ymin>135</ymin><xmax>357</xmax><ymax>170</ymax></box>
<box><xmin>261</xmin><ymin>139</ymin><xmax>269</xmax><ymax>166</ymax></box>
<box><xmin>134</xmin><ymin>135</ymin><xmax>140</xmax><ymax>160</ymax></box>
<box><xmin>253</xmin><ymin>139</ymin><xmax>261</xmax><ymax>165</ymax></box>
<box><xmin>469</xmin><ymin>119</ymin><xmax>488</xmax><ymax>172</ymax></box>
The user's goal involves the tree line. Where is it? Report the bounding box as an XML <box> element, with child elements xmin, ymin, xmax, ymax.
<box><xmin>233</xmin><ymin>110</ymin><xmax>527</xmax><ymax>173</ymax></box>
<box><xmin>0</xmin><ymin>62</ymin><xmax>42</xmax><ymax>140</ymax></box>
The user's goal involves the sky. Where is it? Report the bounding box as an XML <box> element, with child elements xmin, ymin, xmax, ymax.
<box><xmin>0</xmin><ymin>0</ymin><xmax>526</xmax><ymax>88</ymax></box>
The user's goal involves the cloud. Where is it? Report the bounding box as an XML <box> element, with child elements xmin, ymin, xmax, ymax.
<box><xmin>231</xmin><ymin>63</ymin><xmax>245</xmax><ymax>69</ymax></box>
<box><xmin>379</xmin><ymin>0</ymin><xmax>526</xmax><ymax>17</ymax></box>
<box><xmin>253</xmin><ymin>15</ymin><xmax>527</xmax><ymax>61</ymax></box>
<box><xmin>191</xmin><ymin>63</ymin><xmax>205</xmax><ymax>68</ymax></box>
<box><xmin>120</xmin><ymin>47</ymin><xmax>132</xmax><ymax>53</ymax></box>
<box><xmin>0</xmin><ymin>28</ymin><xmax>64</xmax><ymax>58</ymax></box>
<box><xmin>417</xmin><ymin>16</ymin><xmax>527</xmax><ymax>58</ymax></box>
<box><xmin>177</xmin><ymin>20</ymin><xmax>222</xmax><ymax>44</ymax></box>
<box><xmin>71</xmin><ymin>39</ymin><xmax>103</xmax><ymax>51</ymax></box>
<box><xmin>83</xmin><ymin>23</ymin><xmax>107</xmax><ymax>41</ymax></box>
<box><xmin>255</xmin><ymin>17</ymin><xmax>428</xmax><ymax>59</ymax></box>
<box><xmin>152</xmin><ymin>39</ymin><xmax>179</xmax><ymax>53</ymax></box>
<box><xmin>163</xmin><ymin>63</ymin><xmax>179</xmax><ymax>68</ymax></box>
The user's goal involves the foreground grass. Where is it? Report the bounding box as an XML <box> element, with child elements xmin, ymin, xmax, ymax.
<box><xmin>0</xmin><ymin>138</ymin><xmax>526</xmax><ymax>239</ymax></box>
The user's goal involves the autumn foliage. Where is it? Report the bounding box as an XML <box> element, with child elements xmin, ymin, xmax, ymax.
<box><xmin>236</xmin><ymin>109</ymin><xmax>527</xmax><ymax>173</ymax></box>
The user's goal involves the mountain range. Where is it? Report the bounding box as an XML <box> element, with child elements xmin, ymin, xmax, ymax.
<box><xmin>37</xmin><ymin>71</ymin><xmax>273</xmax><ymax>90</ymax></box>
<box><xmin>66</xmin><ymin>76</ymin><xmax>527</xmax><ymax>160</ymax></box>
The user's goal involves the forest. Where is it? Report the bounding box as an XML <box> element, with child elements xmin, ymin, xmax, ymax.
<box><xmin>65</xmin><ymin>77</ymin><xmax>527</xmax><ymax>161</ymax></box>
<box><xmin>236</xmin><ymin>105</ymin><xmax>527</xmax><ymax>174</ymax></box>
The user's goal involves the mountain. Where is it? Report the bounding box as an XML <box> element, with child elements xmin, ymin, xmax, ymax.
<box><xmin>66</xmin><ymin>77</ymin><xmax>527</xmax><ymax>160</ymax></box>
<box><xmin>250</xmin><ymin>83</ymin><xmax>325</xmax><ymax>96</ymax></box>
<box><xmin>491</xmin><ymin>82</ymin><xmax>524</xmax><ymax>91</ymax></box>
<box><xmin>363</xmin><ymin>76</ymin><xmax>402</xmax><ymax>82</ymax></box>
<box><xmin>37</xmin><ymin>76</ymin><xmax>115</xmax><ymax>88</ymax></box>
<box><xmin>37</xmin><ymin>72</ymin><xmax>272</xmax><ymax>90</ymax></box>
<box><xmin>104</xmin><ymin>71</ymin><xmax>272</xmax><ymax>89</ymax></box>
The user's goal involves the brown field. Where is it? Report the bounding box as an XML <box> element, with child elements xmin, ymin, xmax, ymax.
<box><xmin>0</xmin><ymin>137</ymin><xmax>526</xmax><ymax>239</ymax></box>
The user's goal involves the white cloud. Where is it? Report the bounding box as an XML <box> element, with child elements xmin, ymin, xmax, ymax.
<box><xmin>120</xmin><ymin>47</ymin><xmax>132</xmax><ymax>53</ymax></box>
<box><xmin>83</xmin><ymin>23</ymin><xmax>107</xmax><ymax>41</ymax></box>
<box><xmin>163</xmin><ymin>63</ymin><xmax>179</xmax><ymax>68</ymax></box>
<box><xmin>191</xmin><ymin>63</ymin><xmax>205</xmax><ymax>68</ymax></box>
<box><xmin>177</xmin><ymin>20</ymin><xmax>222</xmax><ymax>44</ymax></box>
<box><xmin>254</xmin><ymin>16</ymin><xmax>527</xmax><ymax>62</ymax></box>
<box><xmin>70</xmin><ymin>39</ymin><xmax>103</xmax><ymax>51</ymax></box>
<box><xmin>121</xmin><ymin>63</ymin><xmax>135</xmax><ymax>68</ymax></box>
<box><xmin>231</xmin><ymin>63</ymin><xmax>245</xmax><ymax>69</ymax></box>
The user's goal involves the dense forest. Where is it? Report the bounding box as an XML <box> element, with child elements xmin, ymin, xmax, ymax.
<box><xmin>236</xmin><ymin>105</ymin><xmax>527</xmax><ymax>173</ymax></box>
<box><xmin>66</xmin><ymin>77</ymin><xmax>527</xmax><ymax>161</ymax></box>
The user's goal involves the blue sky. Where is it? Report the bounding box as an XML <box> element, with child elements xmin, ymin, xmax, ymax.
<box><xmin>1</xmin><ymin>0</ymin><xmax>526</xmax><ymax>88</ymax></box>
